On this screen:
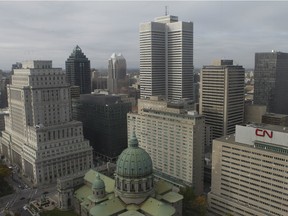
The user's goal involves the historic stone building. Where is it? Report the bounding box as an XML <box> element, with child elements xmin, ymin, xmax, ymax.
<box><xmin>0</xmin><ymin>60</ymin><xmax>93</xmax><ymax>185</ymax></box>
<box><xmin>57</xmin><ymin>132</ymin><xmax>183</xmax><ymax>215</ymax></box>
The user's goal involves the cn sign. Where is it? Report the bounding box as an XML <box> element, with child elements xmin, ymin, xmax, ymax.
<box><xmin>255</xmin><ymin>128</ymin><xmax>273</xmax><ymax>138</ymax></box>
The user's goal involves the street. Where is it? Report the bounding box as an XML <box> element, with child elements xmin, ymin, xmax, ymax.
<box><xmin>0</xmin><ymin>164</ymin><xmax>57</xmax><ymax>216</ymax></box>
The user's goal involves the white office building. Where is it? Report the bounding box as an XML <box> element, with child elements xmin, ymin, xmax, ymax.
<box><xmin>127</xmin><ymin>97</ymin><xmax>204</xmax><ymax>195</ymax></box>
<box><xmin>107</xmin><ymin>53</ymin><xmax>127</xmax><ymax>94</ymax></box>
<box><xmin>0</xmin><ymin>60</ymin><xmax>93</xmax><ymax>186</ymax></box>
<box><xmin>208</xmin><ymin>124</ymin><xmax>288</xmax><ymax>215</ymax></box>
<box><xmin>140</xmin><ymin>15</ymin><xmax>194</xmax><ymax>101</ymax></box>
<box><xmin>200</xmin><ymin>60</ymin><xmax>245</xmax><ymax>140</ymax></box>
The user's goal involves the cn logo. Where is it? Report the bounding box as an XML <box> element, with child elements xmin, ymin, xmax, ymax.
<box><xmin>255</xmin><ymin>128</ymin><xmax>273</xmax><ymax>138</ymax></box>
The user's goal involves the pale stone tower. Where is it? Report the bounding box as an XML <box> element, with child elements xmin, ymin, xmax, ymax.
<box><xmin>0</xmin><ymin>60</ymin><xmax>93</xmax><ymax>186</ymax></box>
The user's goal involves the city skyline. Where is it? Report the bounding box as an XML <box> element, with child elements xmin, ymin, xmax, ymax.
<box><xmin>1</xmin><ymin>1</ymin><xmax>288</xmax><ymax>70</ymax></box>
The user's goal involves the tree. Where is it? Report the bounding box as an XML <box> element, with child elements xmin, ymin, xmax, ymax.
<box><xmin>180</xmin><ymin>187</ymin><xmax>208</xmax><ymax>216</ymax></box>
<box><xmin>0</xmin><ymin>164</ymin><xmax>11</xmax><ymax>178</ymax></box>
<box><xmin>193</xmin><ymin>195</ymin><xmax>207</xmax><ymax>216</ymax></box>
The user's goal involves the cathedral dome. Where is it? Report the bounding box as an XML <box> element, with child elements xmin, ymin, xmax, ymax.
<box><xmin>116</xmin><ymin>132</ymin><xmax>153</xmax><ymax>178</ymax></box>
<box><xmin>92</xmin><ymin>173</ymin><xmax>105</xmax><ymax>189</ymax></box>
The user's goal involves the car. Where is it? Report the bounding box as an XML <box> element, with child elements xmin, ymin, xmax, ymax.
<box><xmin>23</xmin><ymin>205</ymin><xmax>28</xmax><ymax>210</ymax></box>
<box><xmin>20</xmin><ymin>197</ymin><xmax>25</xmax><ymax>200</ymax></box>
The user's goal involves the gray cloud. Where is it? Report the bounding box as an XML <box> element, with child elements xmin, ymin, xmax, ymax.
<box><xmin>0</xmin><ymin>1</ymin><xmax>288</xmax><ymax>70</ymax></box>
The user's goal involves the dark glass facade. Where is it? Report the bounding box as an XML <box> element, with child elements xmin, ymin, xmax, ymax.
<box><xmin>254</xmin><ymin>52</ymin><xmax>288</xmax><ymax>115</ymax></box>
<box><xmin>66</xmin><ymin>45</ymin><xmax>91</xmax><ymax>94</ymax></box>
<box><xmin>72</xmin><ymin>94</ymin><xmax>132</xmax><ymax>161</ymax></box>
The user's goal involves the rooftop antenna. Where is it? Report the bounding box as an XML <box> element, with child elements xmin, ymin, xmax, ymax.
<box><xmin>165</xmin><ymin>6</ymin><xmax>168</xmax><ymax>16</ymax></box>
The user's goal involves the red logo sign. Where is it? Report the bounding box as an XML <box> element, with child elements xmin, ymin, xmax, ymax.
<box><xmin>255</xmin><ymin>129</ymin><xmax>273</xmax><ymax>138</ymax></box>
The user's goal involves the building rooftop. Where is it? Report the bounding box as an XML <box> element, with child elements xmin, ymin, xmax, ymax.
<box><xmin>84</xmin><ymin>169</ymin><xmax>115</xmax><ymax>194</ymax></box>
<box><xmin>74</xmin><ymin>168</ymin><xmax>182</xmax><ymax>216</ymax></box>
<box><xmin>140</xmin><ymin>197</ymin><xmax>175</xmax><ymax>216</ymax></box>
<box><xmin>244</xmin><ymin>123</ymin><xmax>288</xmax><ymax>133</ymax></box>
<box><xmin>154</xmin><ymin>180</ymin><xmax>173</xmax><ymax>195</ymax></box>
<box><xmin>89</xmin><ymin>197</ymin><xmax>125</xmax><ymax>216</ymax></box>
<box><xmin>118</xmin><ymin>210</ymin><xmax>145</xmax><ymax>216</ymax></box>
<box><xmin>79</xmin><ymin>94</ymin><xmax>122</xmax><ymax>105</ymax></box>
<box><xmin>263</xmin><ymin>113</ymin><xmax>288</xmax><ymax>118</ymax></box>
<box><xmin>161</xmin><ymin>191</ymin><xmax>184</xmax><ymax>204</ymax></box>
<box><xmin>116</xmin><ymin>131</ymin><xmax>153</xmax><ymax>178</ymax></box>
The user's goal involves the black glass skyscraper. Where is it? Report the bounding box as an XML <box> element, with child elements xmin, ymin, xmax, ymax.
<box><xmin>66</xmin><ymin>45</ymin><xmax>91</xmax><ymax>94</ymax></box>
<box><xmin>254</xmin><ymin>51</ymin><xmax>288</xmax><ymax>115</ymax></box>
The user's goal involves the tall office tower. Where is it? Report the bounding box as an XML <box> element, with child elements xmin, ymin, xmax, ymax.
<box><xmin>208</xmin><ymin>124</ymin><xmax>288</xmax><ymax>215</ymax></box>
<box><xmin>127</xmin><ymin>97</ymin><xmax>204</xmax><ymax>195</ymax></box>
<box><xmin>200</xmin><ymin>60</ymin><xmax>245</xmax><ymax>140</ymax></box>
<box><xmin>65</xmin><ymin>45</ymin><xmax>91</xmax><ymax>94</ymax></box>
<box><xmin>0</xmin><ymin>61</ymin><xmax>93</xmax><ymax>185</ymax></box>
<box><xmin>72</xmin><ymin>94</ymin><xmax>132</xmax><ymax>161</ymax></box>
<box><xmin>107</xmin><ymin>53</ymin><xmax>127</xmax><ymax>94</ymax></box>
<box><xmin>140</xmin><ymin>15</ymin><xmax>194</xmax><ymax>101</ymax></box>
<box><xmin>254</xmin><ymin>51</ymin><xmax>288</xmax><ymax>115</ymax></box>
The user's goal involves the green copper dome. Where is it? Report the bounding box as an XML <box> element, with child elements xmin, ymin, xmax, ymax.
<box><xmin>92</xmin><ymin>173</ymin><xmax>105</xmax><ymax>189</ymax></box>
<box><xmin>116</xmin><ymin>132</ymin><xmax>153</xmax><ymax>178</ymax></box>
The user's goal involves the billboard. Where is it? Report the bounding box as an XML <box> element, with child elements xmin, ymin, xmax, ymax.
<box><xmin>235</xmin><ymin>125</ymin><xmax>288</xmax><ymax>148</ymax></box>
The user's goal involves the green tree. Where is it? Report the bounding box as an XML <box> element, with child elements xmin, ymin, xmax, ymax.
<box><xmin>0</xmin><ymin>164</ymin><xmax>11</xmax><ymax>178</ymax></box>
<box><xmin>180</xmin><ymin>187</ymin><xmax>208</xmax><ymax>216</ymax></box>
<box><xmin>193</xmin><ymin>195</ymin><xmax>207</xmax><ymax>216</ymax></box>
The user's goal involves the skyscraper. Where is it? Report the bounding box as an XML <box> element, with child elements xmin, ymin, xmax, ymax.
<box><xmin>66</xmin><ymin>45</ymin><xmax>91</xmax><ymax>94</ymax></box>
<box><xmin>107</xmin><ymin>53</ymin><xmax>127</xmax><ymax>94</ymax></box>
<box><xmin>140</xmin><ymin>15</ymin><xmax>194</xmax><ymax>101</ymax></box>
<box><xmin>127</xmin><ymin>97</ymin><xmax>204</xmax><ymax>195</ymax></box>
<box><xmin>254</xmin><ymin>51</ymin><xmax>288</xmax><ymax>115</ymax></box>
<box><xmin>200</xmin><ymin>60</ymin><xmax>245</xmax><ymax>140</ymax></box>
<box><xmin>0</xmin><ymin>60</ymin><xmax>93</xmax><ymax>185</ymax></box>
<box><xmin>72</xmin><ymin>94</ymin><xmax>132</xmax><ymax>161</ymax></box>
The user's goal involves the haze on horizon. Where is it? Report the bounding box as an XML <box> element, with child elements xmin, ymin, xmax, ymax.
<box><xmin>0</xmin><ymin>1</ymin><xmax>288</xmax><ymax>71</ymax></box>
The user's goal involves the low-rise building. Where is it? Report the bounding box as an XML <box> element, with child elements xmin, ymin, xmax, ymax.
<box><xmin>58</xmin><ymin>133</ymin><xmax>183</xmax><ymax>216</ymax></box>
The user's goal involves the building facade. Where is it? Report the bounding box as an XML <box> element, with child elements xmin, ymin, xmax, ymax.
<box><xmin>262</xmin><ymin>113</ymin><xmax>288</xmax><ymax>126</ymax></box>
<box><xmin>58</xmin><ymin>132</ymin><xmax>183</xmax><ymax>216</ymax></box>
<box><xmin>208</xmin><ymin>124</ymin><xmax>288</xmax><ymax>215</ymax></box>
<box><xmin>244</xmin><ymin>104</ymin><xmax>267</xmax><ymax>124</ymax></box>
<box><xmin>254</xmin><ymin>51</ymin><xmax>288</xmax><ymax>115</ymax></box>
<box><xmin>107</xmin><ymin>53</ymin><xmax>127</xmax><ymax>94</ymax></box>
<box><xmin>127</xmin><ymin>97</ymin><xmax>204</xmax><ymax>195</ymax></box>
<box><xmin>140</xmin><ymin>15</ymin><xmax>194</xmax><ymax>101</ymax></box>
<box><xmin>72</xmin><ymin>94</ymin><xmax>132</xmax><ymax>161</ymax></box>
<box><xmin>65</xmin><ymin>45</ymin><xmax>91</xmax><ymax>94</ymax></box>
<box><xmin>200</xmin><ymin>60</ymin><xmax>245</xmax><ymax>140</ymax></box>
<box><xmin>0</xmin><ymin>60</ymin><xmax>93</xmax><ymax>185</ymax></box>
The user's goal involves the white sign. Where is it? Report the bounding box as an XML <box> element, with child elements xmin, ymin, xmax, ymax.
<box><xmin>235</xmin><ymin>125</ymin><xmax>288</xmax><ymax>148</ymax></box>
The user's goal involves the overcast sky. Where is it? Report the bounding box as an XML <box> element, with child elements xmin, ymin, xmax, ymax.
<box><xmin>0</xmin><ymin>1</ymin><xmax>288</xmax><ymax>70</ymax></box>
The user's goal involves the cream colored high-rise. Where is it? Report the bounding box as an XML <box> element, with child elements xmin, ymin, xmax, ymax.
<box><xmin>200</xmin><ymin>60</ymin><xmax>245</xmax><ymax>140</ymax></box>
<box><xmin>127</xmin><ymin>97</ymin><xmax>204</xmax><ymax>195</ymax></box>
<box><xmin>107</xmin><ymin>53</ymin><xmax>126</xmax><ymax>94</ymax></box>
<box><xmin>0</xmin><ymin>60</ymin><xmax>93</xmax><ymax>186</ymax></box>
<box><xmin>208</xmin><ymin>124</ymin><xmax>288</xmax><ymax>215</ymax></box>
<box><xmin>140</xmin><ymin>15</ymin><xmax>194</xmax><ymax>101</ymax></box>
